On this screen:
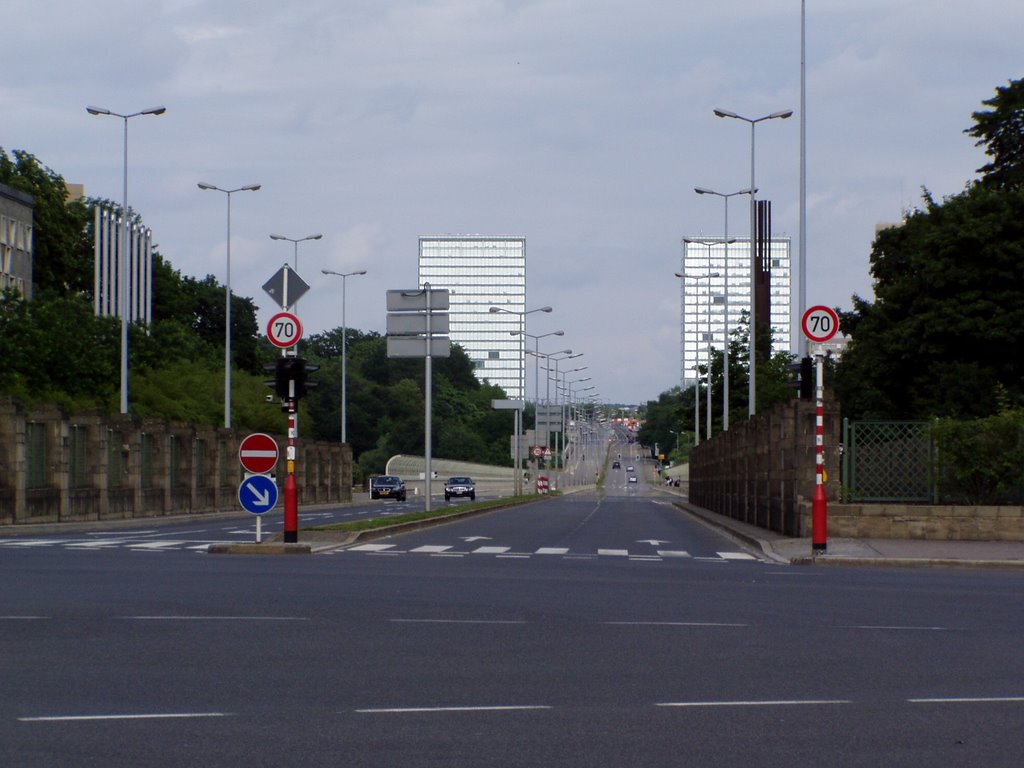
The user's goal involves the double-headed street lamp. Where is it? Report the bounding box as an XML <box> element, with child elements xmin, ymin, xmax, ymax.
<box><xmin>321</xmin><ymin>269</ymin><xmax>367</xmax><ymax>444</ymax></box>
<box><xmin>488</xmin><ymin>305</ymin><xmax>553</xmax><ymax>495</ymax></box>
<box><xmin>675</xmin><ymin>269</ymin><xmax>719</xmax><ymax>445</ymax></box>
<box><xmin>197</xmin><ymin>182</ymin><xmax>261</xmax><ymax>429</ymax></box>
<box><xmin>271</xmin><ymin>233</ymin><xmax>322</xmax><ymax>302</ymax></box>
<box><xmin>694</xmin><ymin>187</ymin><xmax>753</xmax><ymax>431</ymax></box>
<box><xmin>713</xmin><ymin>107</ymin><xmax>792</xmax><ymax>417</ymax></box>
<box><xmin>86</xmin><ymin>104</ymin><xmax>166</xmax><ymax>414</ymax></box>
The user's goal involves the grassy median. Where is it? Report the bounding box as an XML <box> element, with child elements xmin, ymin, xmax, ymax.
<box><xmin>304</xmin><ymin>494</ymin><xmax>551</xmax><ymax>533</ymax></box>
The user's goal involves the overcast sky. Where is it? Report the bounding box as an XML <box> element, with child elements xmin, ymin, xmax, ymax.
<box><xmin>3</xmin><ymin>0</ymin><xmax>1020</xmax><ymax>404</ymax></box>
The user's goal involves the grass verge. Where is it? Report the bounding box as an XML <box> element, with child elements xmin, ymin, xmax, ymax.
<box><xmin>304</xmin><ymin>494</ymin><xmax>552</xmax><ymax>533</ymax></box>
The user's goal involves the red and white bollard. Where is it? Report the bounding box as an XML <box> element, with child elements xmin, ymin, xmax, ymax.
<box><xmin>811</xmin><ymin>354</ymin><xmax>827</xmax><ymax>555</ymax></box>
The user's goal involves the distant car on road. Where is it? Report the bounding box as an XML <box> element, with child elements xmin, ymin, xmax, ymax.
<box><xmin>371</xmin><ymin>475</ymin><xmax>407</xmax><ymax>502</ymax></box>
<box><xmin>627</xmin><ymin>465</ymin><xmax>634</xmax><ymax>472</ymax></box>
<box><xmin>445</xmin><ymin>476</ymin><xmax>476</xmax><ymax>501</ymax></box>
<box><xmin>628</xmin><ymin>475</ymin><xmax>638</xmax><ymax>484</ymax></box>
<box><xmin>612</xmin><ymin>460</ymin><xmax>621</xmax><ymax>469</ymax></box>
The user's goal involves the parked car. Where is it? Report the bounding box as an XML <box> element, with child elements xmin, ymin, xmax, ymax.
<box><xmin>445</xmin><ymin>476</ymin><xmax>476</xmax><ymax>501</ymax></box>
<box><xmin>371</xmin><ymin>475</ymin><xmax>407</xmax><ymax>501</ymax></box>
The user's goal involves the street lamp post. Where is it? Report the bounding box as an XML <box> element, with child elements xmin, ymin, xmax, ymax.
<box><xmin>271</xmin><ymin>233</ymin><xmax>322</xmax><ymax>306</ymax></box>
<box><xmin>322</xmin><ymin>269</ymin><xmax>367</xmax><ymax>444</ymax></box>
<box><xmin>713</xmin><ymin>107</ymin><xmax>792</xmax><ymax>416</ymax></box>
<box><xmin>695</xmin><ymin>187</ymin><xmax>754</xmax><ymax>431</ymax></box>
<box><xmin>676</xmin><ymin>267</ymin><xmax>719</xmax><ymax>444</ymax></box>
<box><xmin>197</xmin><ymin>182</ymin><xmax>261</xmax><ymax>429</ymax></box>
<box><xmin>86</xmin><ymin>104</ymin><xmax>166</xmax><ymax>414</ymax></box>
<box><xmin>489</xmin><ymin>305</ymin><xmax>553</xmax><ymax>496</ymax></box>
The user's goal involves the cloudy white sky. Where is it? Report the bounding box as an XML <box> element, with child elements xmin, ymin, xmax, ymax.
<box><xmin>3</xmin><ymin>0</ymin><xmax>1020</xmax><ymax>404</ymax></box>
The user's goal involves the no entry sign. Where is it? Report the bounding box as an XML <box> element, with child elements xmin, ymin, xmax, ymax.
<box><xmin>238</xmin><ymin>433</ymin><xmax>279</xmax><ymax>474</ymax></box>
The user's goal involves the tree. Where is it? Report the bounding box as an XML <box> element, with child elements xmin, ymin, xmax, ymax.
<box><xmin>966</xmin><ymin>77</ymin><xmax>1024</xmax><ymax>191</ymax></box>
<box><xmin>836</xmin><ymin>185</ymin><xmax>1024</xmax><ymax>419</ymax></box>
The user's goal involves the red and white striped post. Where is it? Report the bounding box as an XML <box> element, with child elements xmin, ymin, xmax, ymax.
<box><xmin>811</xmin><ymin>353</ymin><xmax>827</xmax><ymax>554</ymax></box>
<box><xmin>283</xmin><ymin>388</ymin><xmax>298</xmax><ymax>543</ymax></box>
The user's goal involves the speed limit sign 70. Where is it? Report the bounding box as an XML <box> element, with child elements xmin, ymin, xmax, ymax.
<box><xmin>801</xmin><ymin>305</ymin><xmax>839</xmax><ymax>343</ymax></box>
<box><xmin>267</xmin><ymin>311</ymin><xmax>303</xmax><ymax>348</ymax></box>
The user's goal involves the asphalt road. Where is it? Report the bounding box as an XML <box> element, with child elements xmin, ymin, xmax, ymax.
<box><xmin>2</xmin><ymin>463</ymin><xmax>1023</xmax><ymax>767</ymax></box>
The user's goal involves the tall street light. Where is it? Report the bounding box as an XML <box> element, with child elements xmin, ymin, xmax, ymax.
<box><xmin>197</xmin><ymin>182</ymin><xmax>261</xmax><ymax>429</ymax></box>
<box><xmin>694</xmin><ymin>187</ymin><xmax>753</xmax><ymax>431</ymax></box>
<box><xmin>271</xmin><ymin>232</ymin><xmax>322</xmax><ymax>282</ymax></box>
<box><xmin>713</xmin><ymin>107</ymin><xmax>793</xmax><ymax>417</ymax></box>
<box><xmin>86</xmin><ymin>104</ymin><xmax>166</xmax><ymax>414</ymax></box>
<box><xmin>322</xmin><ymin>269</ymin><xmax>367</xmax><ymax>444</ymax></box>
<box><xmin>489</xmin><ymin>305</ymin><xmax>553</xmax><ymax>495</ymax></box>
<box><xmin>675</xmin><ymin>269</ymin><xmax>719</xmax><ymax>445</ymax></box>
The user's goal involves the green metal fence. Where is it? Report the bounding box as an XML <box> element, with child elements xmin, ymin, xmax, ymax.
<box><xmin>842</xmin><ymin>420</ymin><xmax>933</xmax><ymax>503</ymax></box>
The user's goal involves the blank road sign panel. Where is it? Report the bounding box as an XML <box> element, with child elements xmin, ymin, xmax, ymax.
<box><xmin>386</xmin><ymin>289</ymin><xmax>450</xmax><ymax>312</ymax></box>
<box><xmin>387</xmin><ymin>336</ymin><xmax>452</xmax><ymax>358</ymax></box>
<box><xmin>386</xmin><ymin>314</ymin><xmax>451</xmax><ymax>335</ymax></box>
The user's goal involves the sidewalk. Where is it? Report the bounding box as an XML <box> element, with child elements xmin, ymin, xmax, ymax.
<box><xmin>673</xmin><ymin>496</ymin><xmax>1024</xmax><ymax>570</ymax></box>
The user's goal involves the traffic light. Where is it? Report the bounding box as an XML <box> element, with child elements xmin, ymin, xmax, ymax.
<box><xmin>787</xmin><ymin>356</ymin><xmax>814</xmax><ymax>399</ymax></box>
<box><xmin>264</xmin><ymin>357</ymin><xmax>320</xmax><ymax>401</ymax></box>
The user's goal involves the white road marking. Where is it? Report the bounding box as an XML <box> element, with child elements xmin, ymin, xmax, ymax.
<box><xmin>349</xmin><ymin>543</ymin><xmax>397</xmax><ymax>552</ymax></box>
<box><xmin>656</xmin><ymin>699</ymin><xmax>851</xmax><ymax>708</ymax></box>
<box><xmin>0</xmin><ymin>539</ymin><xmax>70</xmax><ymax>547</ymax></box>
<box><xmin>18</xmin><ymin>712</ymin><xmax>231</xmax><ymax>722</ymax></box>
<box><xmin>411</xmin><ymin>545</ymin><xmax>453</xmax><ymax>553</ymax></box>
<box><xmin>597</xmin><ymin>549</ymin><xmax>629</xmax><ymax>557</ymax></box>
<box><xmin>390</xmin><ymin>619</ymin><xmax>527</xmax><ymax>625</ymax></box>
<box><xmin>127</xmin><ymin>542</ymin><xmax>186</xmax><ymax>550</ymax></box>
<box><xmin>535</xmin><ymin>547</ymin><xmax>570</xmax><ymax>555</ymax></box>
<box><xmin>472</xmin><ymin>546</ymin><xmax>511</xmax><ymax>554</ymax></box>
<box><xmin>64</xmin><ymin>540</ymin><xmax>126</xmax><ymax>548</ymax></box>
<box><xmin>853</xmin><ymin>625</ymin><xmax>953</xmax><ymax>631</ymax></box>
<box><xmin>355</xmin><ymin>705</ymin><xmax>551</xmax><ymax>714</ymax></box>
<box><xmin>657</xmin><ymin>550</ymin><xmax>691</xmax><ymax>558</ymax></box>
<box><xmin>603</xmin><ymin>622</ymin><xmax>747</xmax><ymax>628</ymax></box>
<box><xmin>121</xmin><ymin>616</ymin><xmax>308</xmax><ymax>621</ymax></box>
<box><xmin>908</xmin><ymin>696</ymin><xmax>1024</xmax><ymax>704</ymax></box>
<box><xmin>717</xmin><ymin>552</ymin><xmax>756</xmax><ymax>560</ymax></box>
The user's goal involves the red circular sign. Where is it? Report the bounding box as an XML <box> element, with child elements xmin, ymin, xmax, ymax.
<box><xmin>238</xmin><ymin>432</ymin><xmax>279</xmax><ymax>474</ymax></box>
<box><xmin>267</xmin><ymin>311</ymin><xmax>302</xmax><ymax>348</ymax></box>
<box><xmin>801</xmin><ymin>305</ymin><xmax>840</xmax><ymax>343</ymax></box>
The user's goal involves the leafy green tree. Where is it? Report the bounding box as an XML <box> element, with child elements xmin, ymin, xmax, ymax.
<box><xmin>966</xmin><ymin>77</ymin><xmax>1024</xmax><ymax>191</ymax></box>
<box><xmin>0</xmin><ymin>149</ymin><xmax>93</xmax><ymax>296</ymax></box>
<box><xmin>836</xmin><ymin>185</ymin><xmax>1024</xmax><ymax>419</ymax></box>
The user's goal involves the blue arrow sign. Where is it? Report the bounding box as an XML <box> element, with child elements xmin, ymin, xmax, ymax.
<box><xmin>238</xmin><ymin>474</ymin><xmax>279</xmax><ymax>515</ymax></box>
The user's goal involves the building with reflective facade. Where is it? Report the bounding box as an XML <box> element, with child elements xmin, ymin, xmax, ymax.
<box><xmin>678</xmin><ymin>236</ymin><xmax>791</xmax><ymax>386</ymax></box>
<box><xmin>418</xmin><ymin>235</ymin><xmax>527</xmax><ymax>399</ymax></box>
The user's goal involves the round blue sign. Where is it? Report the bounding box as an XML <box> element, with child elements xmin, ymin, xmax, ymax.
<box><xmin>238</xmin><ymin>474</ymin><xmax>279</xmax><ymax>515</ymax></box>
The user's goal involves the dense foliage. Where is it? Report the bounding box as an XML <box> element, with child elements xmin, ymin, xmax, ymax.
<box><xmin>0</xmin><ymin>148</ymin><xmax>514</xmax><ymax>478</ymax></box>
<box><xmin>835</xmin><ymin>78</ymin><xmax>1024</xmax><ymax>420</ymax></box>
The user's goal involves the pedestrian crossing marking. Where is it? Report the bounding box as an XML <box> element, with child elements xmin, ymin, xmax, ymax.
<box><xmin>597</xmin><ymin>549</ymin><xmax>630</xmax><ymax>557</ymax></box>
<box><xmin>410</xmin><ymin>545</ymin><xmax>453</xmax><ymax>553</ymax></box>
<box><xmin>717</xmin><ymin>552</ymin><xmax>756</xmax><ymax>560</ymax></box>
<box><xmin>535</xmin><ymin>547</ymin><xmax>570</xmax><ymax>555</ymax></box>
<box><xmin>472</xmin><ymin>546</ymin><xmax>511</xmax><ymax>554</ymax></box>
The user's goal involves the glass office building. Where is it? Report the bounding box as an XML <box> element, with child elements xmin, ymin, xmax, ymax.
<box><xmin>679</xmin><ymin>236</ymin><xmax>791</xmax><ymax>387</ymax></box>
<box><xmin>418</xmin><ymin>235</ymin><xmax>527</xmax><ymax>399</ymax></box>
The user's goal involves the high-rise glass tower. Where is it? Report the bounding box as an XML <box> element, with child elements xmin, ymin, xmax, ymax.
<box><xmin>679</xmin><ymin>236</ymin><xmax>791</xmax><ymax>386</ymax></box>
<box><xmin>418</xmin><ymin>235</ymin><xmax>527</xmax><ymax>398</ymax></box>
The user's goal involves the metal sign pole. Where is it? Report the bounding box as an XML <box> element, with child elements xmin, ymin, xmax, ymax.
<box><xmin>424</xmin><ymin>283</ymin><xmax>433</xmax><ymax>513</ymax></box>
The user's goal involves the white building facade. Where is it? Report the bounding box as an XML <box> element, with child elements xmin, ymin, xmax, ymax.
<box><xmin>679</xmin><ymin>236</ymin><xmax>791</xmax><ymax>386</ymax></box>
<box><xmin>418</xmin><ymin>235</ymin><xmax>527</xmax><ymax>399</ymax></box>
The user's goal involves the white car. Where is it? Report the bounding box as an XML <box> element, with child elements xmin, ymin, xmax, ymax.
<box><xmin>628</xmin><ymin>475</ymin><xmax>638</xmax><ymax>484</ymax></box>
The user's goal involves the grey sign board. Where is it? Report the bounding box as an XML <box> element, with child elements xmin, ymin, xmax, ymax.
<box><xmin>387</xmin><ymin>336</ymin><xmax>451</xmax><ymax>358</ymax></box>
<box><xmin>387</xmin><ymin>313</ymin><xmax>451</xmax><ymax>336</ymax></box>
<box><xmin>263</xmin><ymin>266</ymin><xmax>310</xmax><ymax>309</ymax></box>
<box><xmin>387</xmin><ymin>288</ymin><xmax>450</xmax><ymax>312</ymax></box>
<box><xmin>491</xmin><ymin>399</ymin><xmax>525</xmax><ymax>411</ymax></box>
